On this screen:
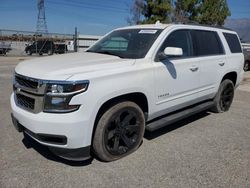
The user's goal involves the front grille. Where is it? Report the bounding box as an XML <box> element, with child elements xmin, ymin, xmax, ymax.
<box><xmin>14</xmin><ymin>74</ymin><xmax>46</xmax><ymax>113</ymax></box>
<box><xmin>16</xmin><ymin>94</ymin><xmax>35</xmax><ymax>110</ymax></box>
<box><xmin>15</xmin><ymin>75</ymin><xmax>38</xmax><ymax>89</ymax></box>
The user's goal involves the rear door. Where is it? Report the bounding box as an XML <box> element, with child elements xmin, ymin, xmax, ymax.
<box><xmin>190</xmin><ymin>30</ymin><xmax>226</xmax><ymax>99</ymax></box>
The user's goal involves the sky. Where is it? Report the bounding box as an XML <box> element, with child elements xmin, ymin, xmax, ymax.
<box><xmin>0</xmin><ymin>0</ymin><xmax>249</xmax><ymax>36</ymax></box>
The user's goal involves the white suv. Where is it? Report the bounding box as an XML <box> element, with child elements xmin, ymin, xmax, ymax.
<box><xmin>11</xmin><ymin>23</ymin><xmax>244</xmax><ymax>161</ymax></box>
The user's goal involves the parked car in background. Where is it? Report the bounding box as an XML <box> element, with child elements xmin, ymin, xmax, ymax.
<box><xmin>54</xmin><ymin>43</ymin><xmax>68</xmax><ymax>54</ymax></box>
<box><xmin>0</xmin><ymin>41</ymin><xmax>11</xmax><ymax>55</ymax></box>
<box><xmin>25</xmin><ymin>40</ymin><xmax>55</xmax><ymax>55</ymax></box>
<box><xmin>242</xmin><ymin>43</ymin><xmax>250</xmax><ymax>71</ymax></box>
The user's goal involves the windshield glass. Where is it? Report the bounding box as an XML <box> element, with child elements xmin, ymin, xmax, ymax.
<box><xmin>87</xmin><ymin>29</ymin><xmax>163</xmax><ymax>59</ymax></box>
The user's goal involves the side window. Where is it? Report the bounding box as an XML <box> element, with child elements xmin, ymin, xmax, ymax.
<box><xmin>159</xmin><ymin>30</ymin><xmax>193</xmax><ymax>58</ymax></box>
<box><xmin>223</xmin><ymin>33</ymin><xmax>242</xmax><ymax>53</ymax></box>
<box><xmin>191</xmin><ymin>30</ymin><xmax>224</xmax><ymax>56</ymax></box>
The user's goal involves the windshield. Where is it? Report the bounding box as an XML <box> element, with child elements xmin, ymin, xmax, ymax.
<box><xmin>87</xmin><ymin>29</ymin><xmax>163</xmax><ymax>59</ymax></box>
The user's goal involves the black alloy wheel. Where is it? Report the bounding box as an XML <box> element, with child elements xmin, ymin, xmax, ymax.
<box><xmin>219</xmin><ymin>83</ymin><xmax>234</xmax><ymax>111</ymax></box>
<box><xmin>104</xmin><ymin>108</ymin><xmax>141</xmax><ymax>155</ymax></box>
<box><xmin>211</xmin><ymin>79</ymin><xmax>235</xmax><ymax>113</ymax></box>
<box><xmin>93</xmin><ymin>101</ymin><xmax>145</xmax><ymax>162</ymax></box>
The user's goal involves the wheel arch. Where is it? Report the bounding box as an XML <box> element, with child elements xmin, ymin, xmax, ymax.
<box><xmin>221</xmin><ymin>71</ymin><xmax>237</xmax><ymax>86</ymax></box>
<box><xmin>91</xmin><ymin>92</ymin><xmax>149</xmax><ymax>145</ymax></box>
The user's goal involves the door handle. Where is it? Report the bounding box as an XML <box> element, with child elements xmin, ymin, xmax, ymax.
<box><xmin>190</xmin><ymin>66</ymin><xmax>199</xmax><ymax>72</ymax></box>
<box><xmin>219</xmin><ymin>62</ymin><xmax>225</xmax><ymax>66</ymax></box>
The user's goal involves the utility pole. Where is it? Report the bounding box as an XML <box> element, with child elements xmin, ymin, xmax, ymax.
<box><xmin>36</xmin><ymin>0</ymin><xmax>48</xmax><ymax>35</ymax></box>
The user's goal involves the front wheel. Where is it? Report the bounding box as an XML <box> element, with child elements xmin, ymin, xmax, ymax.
<box><xmin>93</xmin><ymin>101</ymin><xmax>145</xmax><ymax>162</ymax></box>
<box><xmin>211</xmin><ymin>79</ymin><xmax>235</xmax><ymax>113</ymax></box>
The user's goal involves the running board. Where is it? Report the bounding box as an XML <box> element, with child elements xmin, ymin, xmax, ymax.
<box><xmin>146</xmin><ymin>101</ymin><xmax>214</xmax><ymax>132</ymax></box>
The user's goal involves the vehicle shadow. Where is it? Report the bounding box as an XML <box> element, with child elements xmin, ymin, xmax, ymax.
<box><xmin>144</xmin><ymin>111</ymin><xmax>211</xmax><ymax>140</ymax></box>
<box><xmin>22</xmin><ymin>134</ymin><xmax>93</xmax><ymax>166</ymax></box>
<box><xmin>161</xmin><ymin>59</ymin><xmax>177</xmax><ymax>79</ymax></box>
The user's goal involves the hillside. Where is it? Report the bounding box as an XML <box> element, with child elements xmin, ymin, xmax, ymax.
<box><xmin>225</xmin><ymin>18</ymin><xmax>250</xmax><ymax>42</ymax></box>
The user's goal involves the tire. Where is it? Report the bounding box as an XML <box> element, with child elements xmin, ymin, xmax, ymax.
<box><xmin>93</xmin><ymin>101</ymin><xmax>145</xmax><ymax>162</ymax></box>
<box><xmin>244</xmin><ymin>61</ymin><xmax>249</xmax><ymax>72</ymax></box>
<box><xmin>39</xmin><ymin>52</ymin><xmax>43</xmax><ymax>56</ymax></box>
<box><xmin>211</xmin><ymin>79</ymin><xmax>235</xmax><ymax>113</ymax></box>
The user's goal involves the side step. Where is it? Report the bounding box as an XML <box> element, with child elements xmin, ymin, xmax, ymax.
<box><xmin>146</xmin><ymin>101</ymin><xmax>214</xmax><ymax>132</ymax></box>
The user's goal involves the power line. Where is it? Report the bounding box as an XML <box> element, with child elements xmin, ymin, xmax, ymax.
<box><xmin>46</xmin><ymin>6</ymin><xmax>116</xmax><ymax>23</ymax></box>
<box><xmin>58</xmin><ymin>0</ymin><xmax>127</xmax><ymax>10</ymax></box>
<box><xmin>46</xmin><ymin>0</ymin><xmax>129</xmax><ymax>13</ymax></box>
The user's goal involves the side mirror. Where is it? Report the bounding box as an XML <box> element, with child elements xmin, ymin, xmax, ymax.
<box><xmin>157</xmin><ymin>47</ymin><xmax>183</xmax><ymax>61</ymax></box>
<box><xmin>164</xmin><ymin>47</ymin><xmax>183</xmax><ymax>56</ymax></box>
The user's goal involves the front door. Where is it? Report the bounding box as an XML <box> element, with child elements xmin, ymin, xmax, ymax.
<box><xmin>154</xmin><ymin>29</ymin><xmax>201</xmax><ymax>117</ymax></box>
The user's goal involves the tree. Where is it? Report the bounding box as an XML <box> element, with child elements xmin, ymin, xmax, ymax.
<box><xmin>195</xmin><ymin>0</ymin><xmax>231</xmax><ymax>25</ymax></box>
<box><xmin>142</xmin><ymin>0</ymin><xmax>172</xmax><ymax>24</ymax></box>
<box><xmin>129</xmin><ymin>0</ymin><xmax>231</xmax><ymax>26</ymax></box>
<box><xmin>127</xmin><ymin>0</ymin><xmax>145</xmax><ymax>25</ymax></box>
<box><xmin>174</xmin><ymin>0</ymin><xmax>230</xmax><ymax>25</ymax></box>
<box><xmin>128</xmin><ymin>0</ymin><xmax>172</xmax><ymax>24</ymax></box>
<box><xmin>174</xmin><ymin>0</ymin><xmax>199</xmax><ymax>22</ymax></box>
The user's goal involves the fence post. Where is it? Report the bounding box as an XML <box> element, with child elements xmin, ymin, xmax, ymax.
<box><xmin>74</xmin><ymin>27</ymin><xmax>78</xmax><ymax>52</ymax></box>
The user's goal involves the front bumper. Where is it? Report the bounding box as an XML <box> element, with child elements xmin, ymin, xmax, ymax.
<box><xmin>10</xmin><ymin>93</ymin><xmax>93</xmax><ymax>160</ymax></box>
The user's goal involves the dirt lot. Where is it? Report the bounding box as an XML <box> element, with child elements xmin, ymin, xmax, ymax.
<box><xmin>0</xmin><ymin>56</ymin><xmax>250</xmax><ymax>188</ymax></box>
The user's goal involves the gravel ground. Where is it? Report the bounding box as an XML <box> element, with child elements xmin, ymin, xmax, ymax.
<box><xmin>0</xmin><ymin>56</ymin><xmax>250</xmax><ymax>188</ymax></box>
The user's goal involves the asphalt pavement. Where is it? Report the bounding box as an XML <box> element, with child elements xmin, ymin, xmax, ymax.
<box><xmin>0</xmin><ymin>56</ymin><xmax>249</xmax><ymax>188</ymax></box>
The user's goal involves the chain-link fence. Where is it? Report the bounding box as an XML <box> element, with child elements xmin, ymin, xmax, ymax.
<box><xmin>0</xmin><ymin>29</ymin><xmax>75</xmax><ymax>56</ymax></box>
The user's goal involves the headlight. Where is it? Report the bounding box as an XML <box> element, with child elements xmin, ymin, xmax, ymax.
<box><xmin>44</xmin><ymin>81</ymin><xmax>89</xmax><ymax>113</ymax></box>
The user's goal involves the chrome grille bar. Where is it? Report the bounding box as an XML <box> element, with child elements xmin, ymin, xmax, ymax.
<box><xmin>14</xmin><ymin>73</ymin><xmax>46</xmax><ymax>113</ymax></box>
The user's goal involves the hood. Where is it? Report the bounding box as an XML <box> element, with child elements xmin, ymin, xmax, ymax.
<box><xmin>15</xmin><ymin>52</ymin><xmax>135</xmax><ymax>80</ymax></box>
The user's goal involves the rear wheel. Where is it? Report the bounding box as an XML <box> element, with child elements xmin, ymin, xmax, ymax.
<box><xmin>93</xmin><ymin>101</ymin><xmax>145</xmax><ymax>162</ymax></box>
<box><xmin>211</xmin><ymin>79</ymin><xmax>235</xmax><ymax>113</ymax></box>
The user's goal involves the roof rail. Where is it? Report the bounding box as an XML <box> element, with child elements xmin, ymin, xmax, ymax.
<box><xmin>172</xmin><ymin>21</ymin><xmax>232</xmax><ymax>31</ymax></box>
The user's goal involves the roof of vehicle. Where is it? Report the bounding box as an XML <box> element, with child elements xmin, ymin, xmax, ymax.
<box><xmin>118</xmin><ymin>23</ymin><xmax>170</xmax><ymax>30</ymax></box>
<box><xmin>117</xmin><ymin>22</ymin><xmax>234</xmax><ymax>33</ymax></box>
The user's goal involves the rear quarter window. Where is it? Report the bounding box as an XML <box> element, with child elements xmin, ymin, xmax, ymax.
<box><xmin>223</xmin><ymin>33</ymin><xmax>242</xmax><ymax>53</ymax></box>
